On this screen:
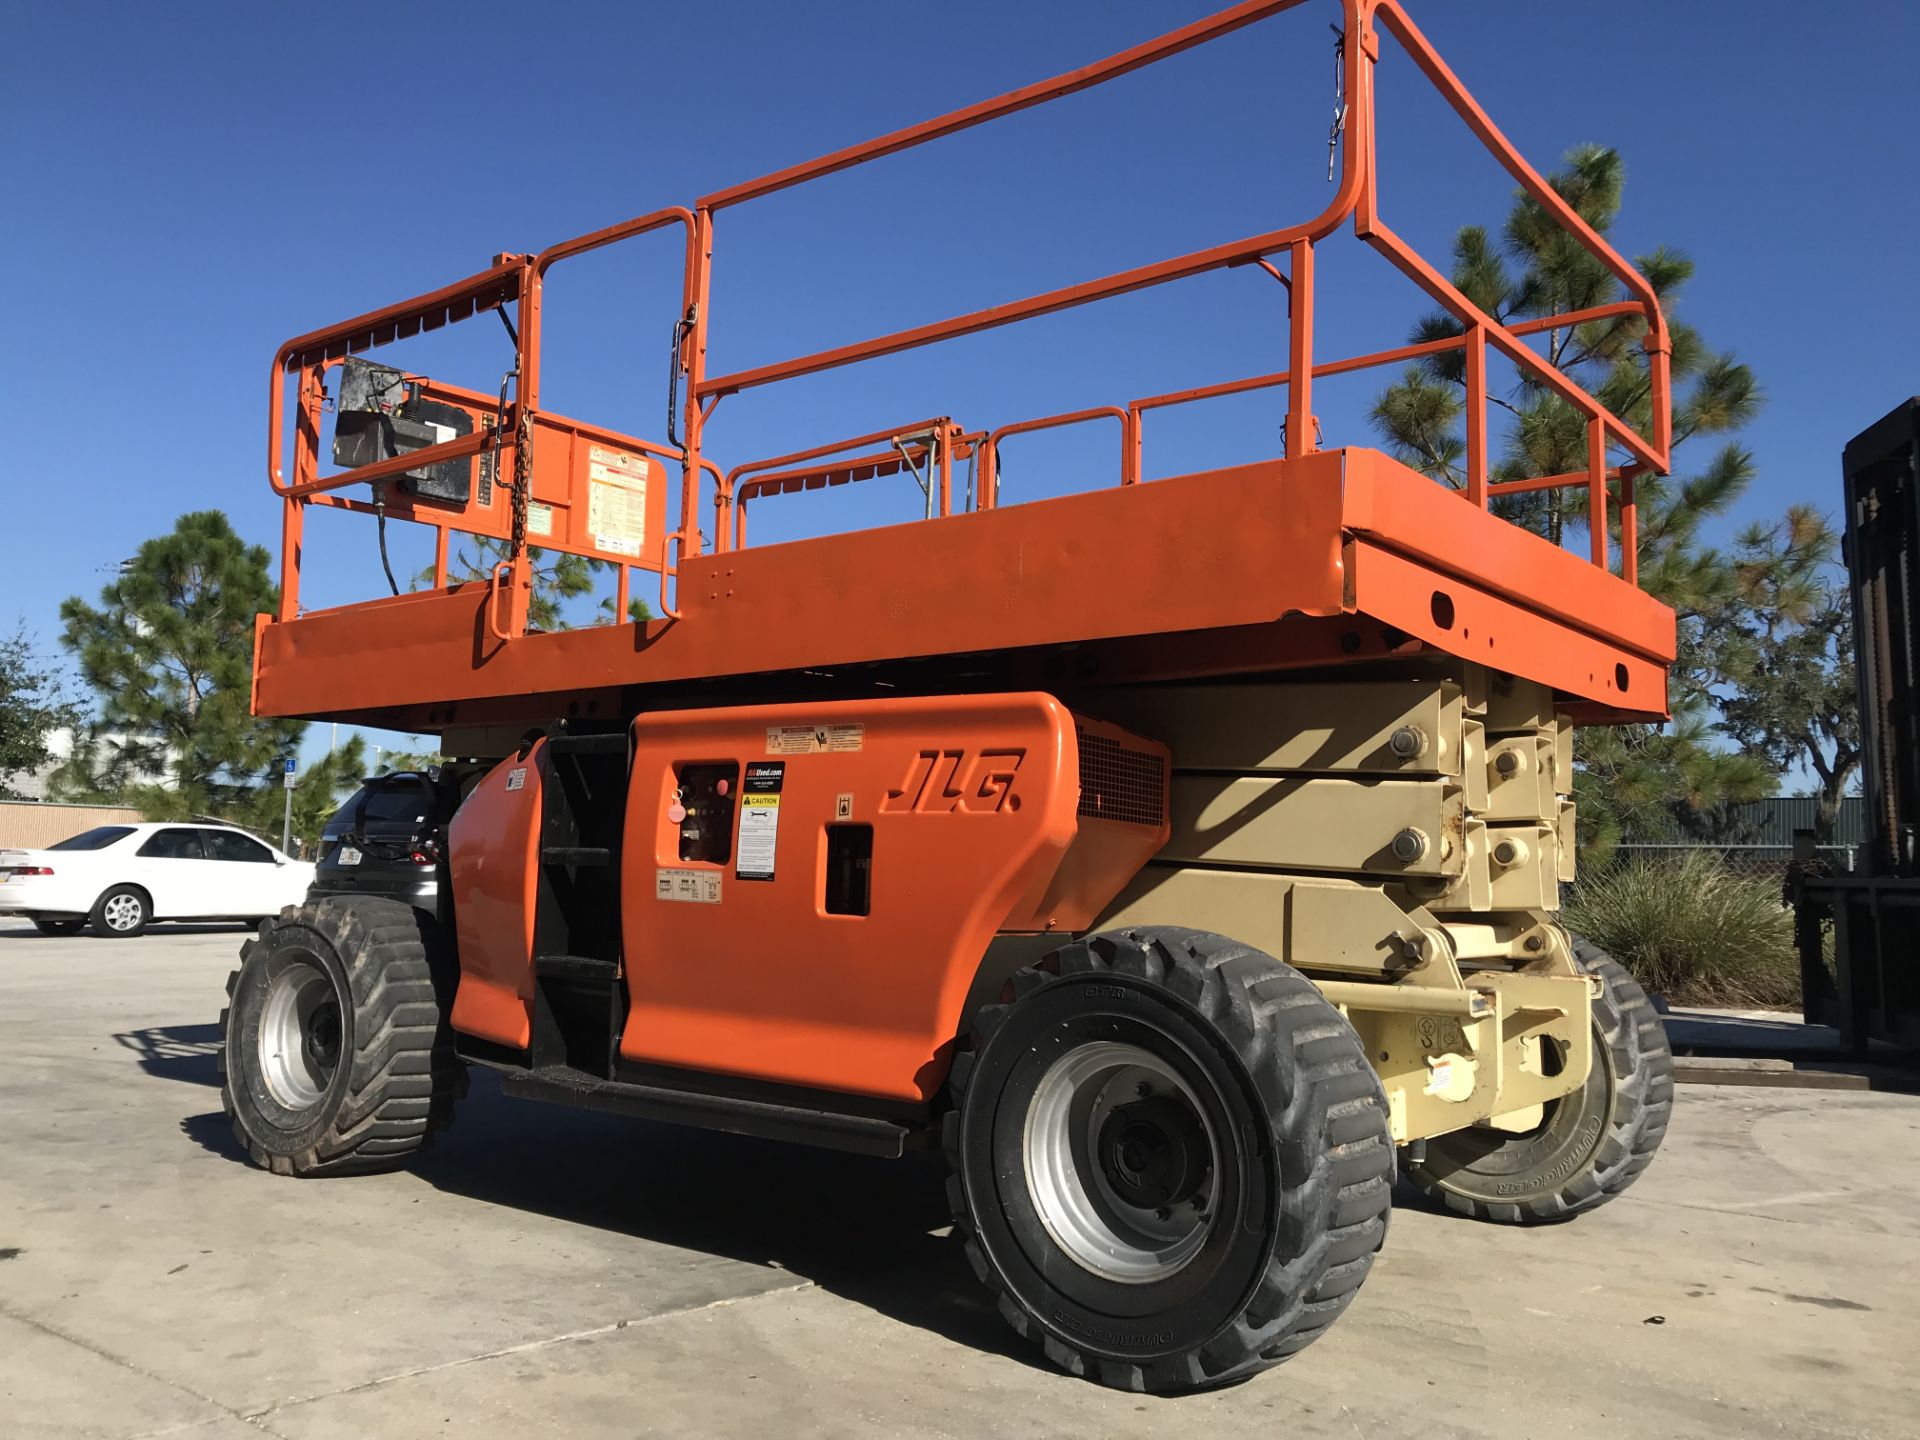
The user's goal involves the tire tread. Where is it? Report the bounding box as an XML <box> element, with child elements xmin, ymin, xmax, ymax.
<box><xmin>1404</xmin><ymin>934</ymin><xmax>1672</xmax><ymax>1223</ymax></box>
<box><xmin>220</xmin><ymin>896</ymin><xmax>466</xmax><ymax>1177</ymax></box>
<box><xmin>945</xmin><ymin>926</ymin><xmax>1393</xmax><ymax>1394</ymax></box>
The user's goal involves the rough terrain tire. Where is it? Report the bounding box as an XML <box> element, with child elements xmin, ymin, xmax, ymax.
<box><xmin>32</xmin><ymin>918</ymin><xmax>87</xmax><ymax>936</ymax></box>
<box><xmin>944</xmin><ymin>927</ymin><xmax>1394</xmax><ymax>1393</ymax></box>
<box><xmin>89</xmin><ymin>884</ymin><xmax>150</xmax><ymax>937</ymax></box>
<box><xmin>1405</xmin><ymin>936</ymin><xmax>1673</xmax><ymax>1223</ymax></box>
<box><xmin>219</xmin><ymin>896</ymin><xmax>466</xmax><ymax>1176</ymax></box>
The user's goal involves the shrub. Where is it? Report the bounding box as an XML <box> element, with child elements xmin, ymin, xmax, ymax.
<box><xmin>1564</xmin><ymin>850</ymin><xmax>1800</xmax><ymax>1007</ymax></box>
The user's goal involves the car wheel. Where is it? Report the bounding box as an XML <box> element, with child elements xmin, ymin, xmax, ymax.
<box><xmin>32</xmin><ymin>918</ymin><xmax>88</xmax><ymax>937</ymax></box>
<box><xmin>90</xmin><ymin>885</ymin><xmax>151</xmax><ymax>938</ymax></box>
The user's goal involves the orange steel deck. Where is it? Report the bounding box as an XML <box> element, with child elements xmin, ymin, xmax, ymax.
<box><xmin>253</xmin><ymin>0</ymin><xmax>1678</xmax><ymax>736</ymax></box>
<box><xmin>255</xmin><ymin>448</ymin><xmax>1674</xmax><ymax>732</ymax></box>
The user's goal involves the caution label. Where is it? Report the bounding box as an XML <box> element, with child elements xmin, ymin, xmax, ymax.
<box><xmin>586</xmin><ymin>446</ymin><xmax>649</xmax><ymax>558</ymax></box>
<box><xmin>736</xmin><ymin>761</ymin><xmax>785</xmax><ymax>881</ymax></box>
<box><xmin>656</xmin><ymin>868</ymin><xmax>722</xmax><ymax>905</ymax></box>
<box><xmin>526</xmin><ymin>500</ymin><xmax>554</xmax><ymax>538</ymax></box>
<box><xmin>766</xmin><ymin>723</ymin><xmax>864</xmax><ymax>756</ymax></box>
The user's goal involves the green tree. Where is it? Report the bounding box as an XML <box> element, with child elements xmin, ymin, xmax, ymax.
<box><xmin>1714</xmin><ymin>508</ymin><xmax>1860</xmax><ymax>841</ymax></box>
<box><xmin>373</xmin><ymin>744</ymin><xmax>442</xmax><ymax>774</ymax></box>
<box><xmin>53</xmin><ymin>511</ymin><xmax>303</xmax><ymax>816</ymax></box>
<box><xmin>238</xmin><ymin>736</ymin><xmax>370</xmax><ymax>855</ymax></box>
<box><xmin>424</xmin><ymin>540</ymin><xmax>652</xmax><ymax>631</ymax></box>
<box><xmin>0</xmin><ymin>624</ymin><xmax>81</xmax><ymax>799</ymax></box>
<box><xmin>1369</xmin><ymin>144</ymin><xmax>1779</xmax><ymax>850</ymax></box>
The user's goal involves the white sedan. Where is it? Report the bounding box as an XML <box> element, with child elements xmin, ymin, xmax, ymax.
<box><xmin>0</xmin><ymin>822</ymin><xmax>315</xmax><ymax>937</ymax></box>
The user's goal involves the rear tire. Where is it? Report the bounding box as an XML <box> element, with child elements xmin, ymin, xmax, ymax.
<box><xmin>90</xmin><ymin>885</ymin><xmax>149</xmax><ymax>937</ymax></box>
<box><xmin>945</xmin><ymin>927</ymin><xmax>1393</xmax><ymax>1393</ymax></box>
<box><xmin>1404</xmin><ymin>935</ymin><xmax>1673</xmax><ymax>1223</ymax></box>
<box><xmin>32</xmin><ymin>918</ymin><xmax>87</xmax><ymax>936</ymax></box>
<box><xmin>219</xmin><ymin>896</ymin><xmax>466</xmax><ymax>1176</ymax></box>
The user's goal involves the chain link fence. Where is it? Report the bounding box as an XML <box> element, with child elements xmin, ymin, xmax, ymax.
<box><xmin>1606</xmin><ymin>842</ymin><xmax>1859</xmax><ymax>884</ymax></box>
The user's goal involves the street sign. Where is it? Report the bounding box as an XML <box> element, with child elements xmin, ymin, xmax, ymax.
<box><xmin>282</xmin><ymin>759</ymin><xmax>296</xmax><ymax>853</ymax></box>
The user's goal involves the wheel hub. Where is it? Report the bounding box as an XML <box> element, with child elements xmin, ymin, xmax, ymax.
<box><xmin>1023</xmin><ymin>1040</ymin><xmax>1219</xmax><ymax>1284</ymax></box>
<box><xmin>303</xmin><ymin>1005</ymin><xmax>342</xmax><ymax>1074</ymax></box>
<box><xmin>1099</xmin><ymin>1096</ymin><xmax>1211</xmax><ymax>1210</ymax></box>
<box><xmin>258</xmin><ymin>957</ymin><xmax>343</xmax><ymax>1112</ymax></box>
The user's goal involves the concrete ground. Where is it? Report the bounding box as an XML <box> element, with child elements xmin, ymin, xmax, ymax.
<box><xmin>2</xmin><ymin>920</ymin><xmax>1917</xmax><ymax>1440</ymax></box>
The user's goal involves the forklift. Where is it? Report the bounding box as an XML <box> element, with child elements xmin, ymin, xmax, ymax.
<box><xmin>1793</xmin><ymin>399</ymin><xmax>1920</xmax><ymax>1054</ymax></box>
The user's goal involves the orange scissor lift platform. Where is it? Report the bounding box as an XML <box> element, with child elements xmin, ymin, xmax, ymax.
<box><xmin>254</xmin><ymin>446</ymin><xmax>1673</xmax><ymax>732</ymax></box>
<box><xmin>254</xmin><ymin>0</ymin><xmax>1676</xmax><ymax>736</ymax></box>
<box><xmin>220</xmin><ymin>4</ymin><xmax>1691</xmax><ymax>1389</ymax></box>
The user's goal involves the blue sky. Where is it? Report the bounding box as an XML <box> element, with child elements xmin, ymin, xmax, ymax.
<box><xmin>4</xmin><ymin>1</ymin><xmax>1917</xmax><ymax>768</ymax></box>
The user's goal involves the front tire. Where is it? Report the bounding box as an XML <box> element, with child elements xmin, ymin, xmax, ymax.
<box><xmin>90</xmin><ymin>885</ymin><xmax>149</xmax><ymax>937</ymax></box>
<box><xmin>1404</xmin><ymin>935</ymin><xmax>1673</xmax><ymax>1223</ymax></box>
<box><xmin>945</xmin><ymin>927</ymin><xmax>1393</xmax><ymax>1393</ymax></box>
<box><xmin>219</xmin><ymin>896</ymin><xmax>465</xmax><ymax>1176</ymax></box>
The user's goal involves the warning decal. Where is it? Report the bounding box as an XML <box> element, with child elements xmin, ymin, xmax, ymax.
<box><xmin>766</xmin><ymin>723</ymin><xmax>864</xmax><ymax>756</ymax></box>
<box><xmin>586</xmin><ymin>446</ymin><xmax>649</xmax><ymax>558</ymax></box>
<box><xmin>526</xmin><ymin>501</ymin><xmax>555</xmax><ymax>538</ymax></box>
<box><xmin>656</xmin><ymin>868</ymin><xmax>722</xmax><ymax>905</ymax></box>
<box><xmin>736</xmin><ymin>761</ymin><xmax>784</xmax><ymax>881</ymax></box>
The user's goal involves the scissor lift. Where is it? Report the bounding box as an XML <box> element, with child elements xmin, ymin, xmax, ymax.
<box><xmin>224</xmin><ymin>0</ymin><xmax>1678</xmax><ymax>1392</ymax></box>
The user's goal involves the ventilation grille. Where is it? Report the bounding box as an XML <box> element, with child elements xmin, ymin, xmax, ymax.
<box><xmin>1077</xmin><ymin>728</ymin><xmax>1167</xmax><ymax>827</ymax></box>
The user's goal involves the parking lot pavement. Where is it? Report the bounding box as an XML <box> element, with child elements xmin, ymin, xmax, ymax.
<box><xmin>2</xmin><ymin>919</ymin><xmax>1916</xmax><ymax>1440</ymax></box>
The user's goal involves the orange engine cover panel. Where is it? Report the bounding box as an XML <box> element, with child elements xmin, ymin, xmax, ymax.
<box><xmin>620</xmin><ymin>693</ymin><xmax>1165</xmax><ymax>1102</ymax></box>
<box><xmin>448</xmin><ymin>744</ymin><xmax>545</xmax><ymax>1049</ymax></box>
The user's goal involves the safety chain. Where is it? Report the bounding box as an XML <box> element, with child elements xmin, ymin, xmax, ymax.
<box><xmin>510</xmin><ymin>406</ymin><xmax>533</xmax><ymax>558</ymax></box>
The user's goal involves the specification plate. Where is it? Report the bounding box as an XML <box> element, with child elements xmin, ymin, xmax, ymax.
<box><xmin>656</xmin><ymin>868</ymin><xmax>722</xmax><ymax>904</ymax></box>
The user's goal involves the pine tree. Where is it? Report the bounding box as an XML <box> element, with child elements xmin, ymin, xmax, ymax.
<box><xmin>54</xmin><ymin>511</ymin><xmax>304</xmax><ymax>817</ymax></box>
<box><xmin>424</xmin><ymin>539</ymin><xmax>652</xmax><ymax>631</ymax></box>
<box><xmin>1368</xmin><ymin>145</ymin><xmax>1783</xmax><ymax>851</ymax></box>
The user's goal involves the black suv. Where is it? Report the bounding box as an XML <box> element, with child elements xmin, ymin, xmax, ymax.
<box><xmin>310</xmin><ymin>771</ymin><xmax>460</xmax><ymax>913</ymax></box>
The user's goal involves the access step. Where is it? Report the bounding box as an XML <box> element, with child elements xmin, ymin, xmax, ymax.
<box><xmin>498</xmin><ymin>1064</ymin><xmax>913</xmax><ymax>1158</ymax></box>
<box><xmin>541</xmin><ymin>845</ymin><xmax>611</xmax><ymax>867</ymax></box>
<box><xmin>534</xmin><ymin>953</ymin><xmax>620</xmax><ymax>982</ymax></box>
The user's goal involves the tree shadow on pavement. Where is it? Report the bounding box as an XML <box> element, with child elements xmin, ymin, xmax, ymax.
<box><xmin>178</xmin><ymin>1065</ymin><xmax>1032</xmax><ymax>1371</ymax></box>
<box><xmin>115</xmin><ymin>1023</ymin><xmax>223</xmax><ymax>1086</ymax></box>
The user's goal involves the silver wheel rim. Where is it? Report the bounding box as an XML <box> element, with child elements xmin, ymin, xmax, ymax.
<box><xmin>258</xmin><ymin>958</ymin><xmax>343</xmax><ymax>1111</ymax></box>
<box><xmin>1023</xmin><ymin>1040</ymin><xmax>1218</xmax><ymax>1284</ymax></box>
<box><xmin>103</xmin><ymin>893</ymin><xmax>143</xmax><ymax>931</ymax></box>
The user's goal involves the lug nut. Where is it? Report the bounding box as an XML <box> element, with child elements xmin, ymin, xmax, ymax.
<box><xmin>1494</xmin><ymin>748</ymin><xmax>1521</xmax><ymax>777</ymax></box>
<box><xmin>1388</xmin><ymin>724</ymin><xmax>1427</xmax><ymax>760</ymax></box>
<box><xmin>1390</xmin><ymin>827</ymin><xmax>1429</xmax><ymax>864</ymax></box>
<box><xmin>1492</xmin><ymin>836</ymin><xmax>1529</xmax><ymax>868</ymax></box>
<box><xmin>1135</xmin><ymin>1081</ymin><xmax>1152</xmax><ymax>1098</ymax></box>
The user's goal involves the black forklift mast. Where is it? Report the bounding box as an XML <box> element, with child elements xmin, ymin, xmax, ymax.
<box><xmin>1794</xmin><ymin>397</ymin><xmax>1920</xmax><ymax>1052</ymax></box>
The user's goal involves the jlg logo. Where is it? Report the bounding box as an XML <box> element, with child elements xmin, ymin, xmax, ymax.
<box><xmin>881</xmin><ymin>749</ymin><xmax>1026</xmax><ymax>814</ymax></box>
